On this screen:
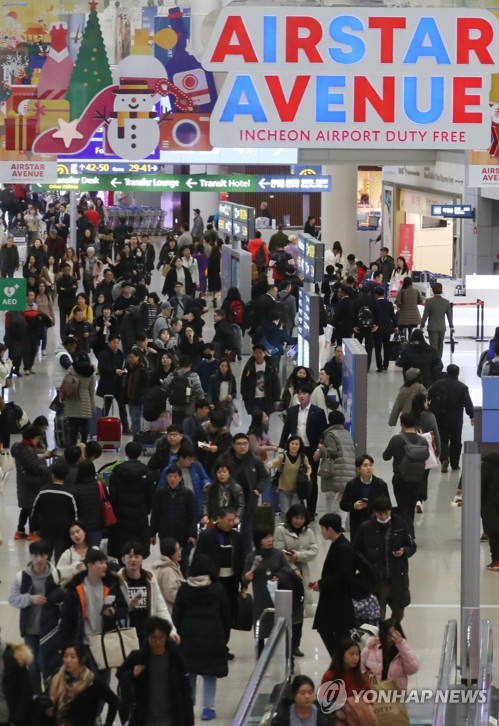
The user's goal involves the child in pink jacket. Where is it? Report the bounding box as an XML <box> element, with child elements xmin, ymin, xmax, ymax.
<box><xmin>361</xmin><ymin>618</ymin><xmax>419</xmax><ymax>690</ymax></box>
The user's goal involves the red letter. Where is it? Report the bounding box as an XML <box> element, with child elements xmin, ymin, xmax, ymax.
<box><xmin>353</xmin><ymin>76</ymin><xmax>395</xmax><ymax>122</ymax></box>
<box><xmin>210</xmin><ymin>16</ymin><xmax>258</xmax><ymax>63</ymax></box>
<box><xmin>265</xmin><ymin>76</ymin><xmax>310</xmax><ymax>122</ymax></box>
<box><xmin>368</xmin><ymin>17</ymin><xmax>406</xmax><ymax>63</ymax></box>
<box><xmin>453</xmin><ymin>77</ymin><xmax>482</xmax><ymax>122</ymax></box>
<box><xmin>457</xmin><ymin>18</ymin><xmax>494</xmax><ymax>64</ymax></box>
<box><xmin>285</xmin><ymin>17</ymin><xmax>323</xmax><ymax>63</ymax></box>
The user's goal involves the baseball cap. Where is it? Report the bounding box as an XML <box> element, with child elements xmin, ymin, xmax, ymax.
<box><xmin>193</xmin><ymin>208</ymin><xmax>200</xmax><ymax>214</ymax></box>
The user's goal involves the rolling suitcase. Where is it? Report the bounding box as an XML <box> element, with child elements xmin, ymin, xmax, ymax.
<box><xmin>54</xmin><ymin>413</ymin><xmax>71</xmax><ymax>449</ymax></box>
<box><xmin>97</xmin><ymin>395</ymin><xmax>121</xmax><ymax>451</ymax></box>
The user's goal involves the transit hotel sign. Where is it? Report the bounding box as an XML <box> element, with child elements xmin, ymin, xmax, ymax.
<box><xmin>202</xmin><ymin>7</ymin><xmax>498</xmax><ymax>149</ymax></box>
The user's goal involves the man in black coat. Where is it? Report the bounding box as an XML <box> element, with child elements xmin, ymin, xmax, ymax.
<box><xmin>331</xmin><ymin>285</ymin><xmax>354</xmax><ymax>345</ymax></box>
<box><xmin>312</xmin><ymin>513</ymin><xmax>356</xmax><ymax>656</ymax></box>
<box><xmin>117</xmin><ymin>616</ymin><xmax>194</xmax><ymax>726</ymax></box>
<box><xmin>196</xmin><ymin>506</ymin><xmax>244</xmax><ymax>629</ymax></box>
<box><xmin>30</xmin><ymin>459</ymin><xmax>76</xmax><ymax>561</ymax></box>
<box><xmin>353</xmin><ymin>283</ymin><xmax>378</xmax><ymax>370</ymax></box>
<box><xmin>428</xmin><ymin>364</ymin><xmax>474</xmax><ymax>473</ymax></box>
<box><xmin>240</xmin><ymin>344</ymin><xmax>281</xmax><ymax>416</ymax></box>
<box><xmin>96</xmin><ymin>335</ymin><xmax>130</xmax><ymax>433</ymax></box>
<box><xmin>222</xmin><ymin>434</ymin><xmax>270</xmax><ymax>557</ymax></box>
<box><xmin>95</xmin><ymin>268</ymin><xmax>116</xmax><ymax>305</ymax></box>
<box><xmin>212</xmin><ymin>309</ymin><xmax>235</xmax><ymax>359</ymax></box>
<box><xmin>353</xmin><ymin>496</ymin><xmax>416</xmax><ymax>622</ymax></box>
<box><xmin>150</xmin><ymin>464</ymin><xmax>197</xmax><ymax>574</ymax></box>
<box><xmin>373</xmin><ymin>285</ymin><xmax>397</xmax><ymax>372</ymax></box>
<box><xmin>56</xmin><ymin>263</ymin><xmax>78</xmax><ymax>338</ymax></box>
<box><xmin>340</xmin><ymin>454</ymin><xmax>391</xmax><ymax>541</ymax></box>
<box><xmin>279</xmin><ymin>384</ymin><xmax>328</xmax><ymax>518</ymax></box>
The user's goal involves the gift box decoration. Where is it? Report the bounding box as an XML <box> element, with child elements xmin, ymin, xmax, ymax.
<box><xmin>6</xmin><ymin>85</ymin><xmax>37</xmax><ymax>113</ymax></box>
<box><xmin>26</xmin><ymin>99</ymin><xmax>70</xmax><ymax>134</ymax></box>
<box><xmin>5</xmin><ymin>110</ymin><xmax>38</xmax><ymax>150</ymax></box>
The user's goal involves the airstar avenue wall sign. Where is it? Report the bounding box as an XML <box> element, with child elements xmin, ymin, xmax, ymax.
<box><xmin>202</xmin><ymin>7</ymin><xmax>499</xmax><ymax>150</ymax></box>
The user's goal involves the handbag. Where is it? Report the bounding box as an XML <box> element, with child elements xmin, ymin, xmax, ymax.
<box><xmin>352</xmin><ymin>593</ymin><xmax>380</xmax><ymax>627</ymax></box>
<box><xmin>88</xmin><ymin>626</ymin><xmax>139</xmax><ymax>669</ymax></box>
<box><xmin>98</xmin><ymin>480</ymin><xmax>117</xmax><ymax>527</ymax></box>
<box><xmin>233</xmin><ymin>591</ymin><xmax>253</xmax><ymax>631</ymax></box>
<box><xmin>371</xmin><ymin>679</ymin><xmax>411</xmax><ymax>726</ymax></box>
<box><xmin>0</xmin><ymin>450</ymin><xmax>13</xmax><ymax>473</ymax></box>
<box><xmin>420</xmin><ymin>431</ymin><xmax>439</xmax><ymax>469</ymax></box>
<box><xmin>388</xmin><ymin>333</ymin><xmax>402</xmax><ymax>362</ymax></box>
<box><xmin>260</xmin><ymin>337</ymin><xmax>280</xmax><ymax>358</ymax></box>
<box><xmin>295</xmin><ymin>457</ymin><xmax>311</xmax><ymax>500</ymax></box>
<box><xmin>318</xmin><ymin>455</ymin><xmax>335</xmax><ymax>478</ymax></box>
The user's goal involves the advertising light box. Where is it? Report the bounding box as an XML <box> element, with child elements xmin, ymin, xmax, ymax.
<box><xmin>202</xmin><ymin>7</ymin><xmax>499</xmax><ymax>149</ymax></box>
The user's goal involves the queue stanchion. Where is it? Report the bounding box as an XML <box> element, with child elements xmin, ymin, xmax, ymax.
<box><xmin>451</xmin><ymin>300</ymin><xmax>487</xmax><ymax>342</ymax></box>
<box><xmin>477</xmin><ymin>299</ymin><xmax>486</xmax><ymax>342</ymax></box>
<box><xmin>445</xmin><ymin>302</ymin><xmax>457</xmax><ymax>353</ymax></box>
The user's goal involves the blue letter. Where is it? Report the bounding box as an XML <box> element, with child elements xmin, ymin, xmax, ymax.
<box><xmin>219</xmin><ymin>76</ymin><xmax>268</xmax><ymax>122</ymax></box>
<box><xmin>329</xmin><ymin>16</ymin><xmax>365</xmax><ymax>64</ymax></box>
<box><xmin>316</xmin><ymin>76</ymin><xmax>346</xmax><ymax>122</ymax></box>
<box><xmin>263</xmin><ymin>16</ymin><xmax>277</xmax><ymax>62</ymax></box>
<box><xmin>404</xmin><ymin>76</ymin><xmax>444</xmax><ymax>123</ymax></box>
<box><xmin>403</xmin><ymin>18</ymin><xmax>451</xmax><ymax>64</ymax></box>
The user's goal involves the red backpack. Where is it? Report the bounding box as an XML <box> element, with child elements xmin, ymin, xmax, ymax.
<box><xmin>229</xmin><ymin>299</ymin><xmax>245</xmax><ymax>326</ymax></box>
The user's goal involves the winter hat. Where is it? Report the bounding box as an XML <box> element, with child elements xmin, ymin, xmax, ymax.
<box><xmin>86</xmin><ymin>246</ymin><xmax>95</xmax><ymax>254</ymax></box>
<box><xmin>405</xmin><ymin>367</ymin><xmax>421</xmax><ymax>382</ymax></box>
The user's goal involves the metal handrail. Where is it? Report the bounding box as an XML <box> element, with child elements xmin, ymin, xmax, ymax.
<box><xmin>233</xmin><ymin>616</ymin><xmax>290</xmax><ymax>726</ymax></box>
<box><xmin>474</xmin><ymin>620</ymin><xmax>493</xmax><ymax>726</ymax></box>
<box><xmin>432</xmin><ymin>619</ymin><xmax>458</xmax><ymax>725</ymax></box>
<box><xmin>255</xmin><ymin>608</ymin><xmax>275</xmax><ymax>643</ymax></box>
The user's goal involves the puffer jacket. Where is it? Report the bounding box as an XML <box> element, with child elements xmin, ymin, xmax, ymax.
<box><xmin>395</xmin><ymin>286</ymin><xmax>423</xmax><ymax>326</ymax></box>
<box><xmin>12</xmin><ymin>439</ymin><xmax>49</xmax><ymax>509</ymax></box>
<box><xmin>319</xmin><ymin>424</ymin><xmax>356</xmax><ymax>493</ymax></box>
<box><xmin>2</xmin><ymin>642</ymin><xmax>34</xmax><ymax>726</ymax></box>
<box><xmin>273</xmin><ymin>523</ymin><xmax>318</xmax><ymax>611</ymax></box>
<box><xmin>361</xmin><ymin>636</ymin><xmax>420</xmax><ymax>690</ymax></box>
<box><xmin>74</xmin><ymin>475</ymin><xmax>104</xmax><ymax>532</ymax></box>
<box><xmin>107</xmin><ymin>460</ymin><xmax>155</xmax><ymax>559</ymax></box>
<box><xmin>63</xmin><ymin>361</ymin><xmax>96</xmax><ymax>419</ymax></box>
<box><xmin>150</xmin><ymin>555</ymin><xmax>185</xmax><ymax>614</ymax></box>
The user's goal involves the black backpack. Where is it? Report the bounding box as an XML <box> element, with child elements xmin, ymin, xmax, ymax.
<box><xmin>429</xmin><ymin>387</ymin><xmax>449</xmax><ymax>417</ymax></box>
<box><xmin>254</xmin><ymin>243</ymin><xmax>266</xmax><ymax>270</ymax></box>
<box><xmin>487</xmin><ymin>360</ymin><xmax>499</xmax><ymax>376</ymax></box>
<box><xmin>358</xmin><ymin>305</ymin><xmax>374</xmax><ymax>327</ymax></box>
<box><xmin>397</xmin><ymin>433</ymin><xmax>429</xmax><ymax>482</ymax></box>
<box><xmin>242</xmin><ymin>299</ymin><xmax>257</xmax><ymax>331</ymax></box>
<box><xmin>5</xmin><ymin>402</ymin><xmax>24</xmax><ymax>434</ymax></box>
<box><xmin>165</xmin><ymin>372</ymin><xmax>189</xmax><ymax>408</ymax></box>
<box><xmin>142</xmin><ymin>386</ymin><xmax>168</xmax><ymax>422</ymax></box>
<box><xmin>274</xmin><ymin>251</ymin><xmax>289</xmax><ymax>276</ymax></box>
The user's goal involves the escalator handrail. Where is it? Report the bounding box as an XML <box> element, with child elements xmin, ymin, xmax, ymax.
<box><xmin>233</xmin><ymin>616</ymin><xmax>290</xmax><ymax>726</ymax></box>
<box><xmin>432</xmin><ymin>619</ymin><xmax>457</xmax><ymax>725</ymax></box>
<box><xmin>474</xmin><ymin>619</ymin><xmax>493</xmax><ymax>726</ymax></box>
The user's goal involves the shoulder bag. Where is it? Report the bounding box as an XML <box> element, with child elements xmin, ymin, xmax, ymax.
<box><xmin>295</xmin><ymin>456</ymin><xmax>312</xmax><ymax>500</ymax></box>
<box><xmin>88</xmin><ymin>625</ymin><xmax>139</xmax><ymax>670</ymax></box>
<box><xmin>98</xmin><ymin>480</ymin><xmax>117</xmax><ymax>527</ymax></box>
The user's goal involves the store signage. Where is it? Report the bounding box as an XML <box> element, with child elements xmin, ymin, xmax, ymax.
<box><xmin>38</xmin><ymin>173</ymin><xmax>258</xmax><ymax>193</ymax></box>
<box><xmin>0</xmin><ymin>161</ymin><xmax>58</xmax><ymax>184</ymax></box>
<box><xmin>0</xmin><ymin>279</ymin><xmax>27</xmax><ymax>311</ymax></box>
<box><xmin>257</xmin><ymin>175</ymin><xmax>331</xmax><ymax>191</ymax></box>
<box><xmin>202</xmin><ymin>8</ymin><xmax>498</xmax><ymax>149</ymax></box>
<box><xmin>431</xmin><ymin>204</ymin><xmax>475</xmax><ymax>218</ymax></box>
<box><xmin>468</xmin><ymin>165</ymin><xmax>499</xmax><ymax>187</ymax></box>
<box><xmin>297</xmin><ymin>234</ymin><xmax>325</xmax><ymax>284</ymax></box>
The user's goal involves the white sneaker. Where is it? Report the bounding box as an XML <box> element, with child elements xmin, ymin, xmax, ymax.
<box><xmin>415</xmin><ymin>501</ymin><xmax>423</xmax><ymax>514</ymax></box>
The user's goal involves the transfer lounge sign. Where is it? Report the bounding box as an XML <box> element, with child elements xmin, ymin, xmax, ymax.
<box><xmin>202</xmin><ymin>7</ymin><xmax>498</xmax><ymax>149</ymax></box>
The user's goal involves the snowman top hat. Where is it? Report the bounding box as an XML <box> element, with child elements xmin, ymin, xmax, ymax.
<box><xmin>113</xmin><ymin>78</ymin><xmax>154</xmax><ymax>95</ymax></box>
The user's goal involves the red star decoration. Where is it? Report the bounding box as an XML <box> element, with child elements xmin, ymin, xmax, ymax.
<box><xmin>89</xmin><ymin>0</ymin><xmax>98</xmax><ymax>9</ymax></box>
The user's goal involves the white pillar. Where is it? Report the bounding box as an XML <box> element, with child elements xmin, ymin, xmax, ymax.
<box><xmin>321</xmin><ymin>164</ymin><xmax>358</xmax><ymax>257</ymax></box>
<box><xmin>189</xmin><ymin>164</ymin><xmax>220</xmax><ymax>228</ymax></box>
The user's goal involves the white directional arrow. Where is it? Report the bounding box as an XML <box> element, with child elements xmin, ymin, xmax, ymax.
<box><xmin>111</xmin><ymin>177</ymin><xmax>122</xmax><ymax>188</ymax></box>
<box><xmin>186</xmin><ymin>178</ymin><xmax>198</xmax><ymax>189</ymax></box>
<box><xmin>258</xmin><ymin>177</ymin><xmax>269</xmax><ymax>189</ymax></box>
<box><xmin>151</xmin><ymin>165</ymin><xmax>158</xmax><ymax>171</ymax></box>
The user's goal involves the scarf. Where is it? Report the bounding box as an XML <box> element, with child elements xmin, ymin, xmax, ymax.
<box><xmin>49</xmin><ymin>665</ymin><xmax>94</xmax><ymax>723</ymax></box>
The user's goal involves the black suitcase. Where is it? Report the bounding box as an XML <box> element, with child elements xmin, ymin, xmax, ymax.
<box><xmin>54</xmin><ymin>413</ymin><xmax>71</xmax><ymax>449</ymax></box>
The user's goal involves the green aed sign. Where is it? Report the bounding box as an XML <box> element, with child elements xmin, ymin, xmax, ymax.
<box><xmin>0</xmin><ymin>278</ymin><xmax>27</xmax><ymax>311</ymax></box>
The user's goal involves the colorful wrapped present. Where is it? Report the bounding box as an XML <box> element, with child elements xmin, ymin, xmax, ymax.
<box><xmin>26</xmin><ymin>99</ymin><xmax>70</xmax><ymax>133</ymax></box>
<box><xmin>6</xmin><ymin>85</ymin><xmax>37</xmax><ymax>113</ymax></box>
<box><xmin>5</xmin><ymin>110</ymin><xmax>38</xmax><ymax>150</ymax></box>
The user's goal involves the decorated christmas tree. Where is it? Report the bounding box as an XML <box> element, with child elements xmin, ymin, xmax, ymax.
<box><xmin>66</xmin><ymin>1</ymin><xmax>112</xmax><ymax>120</ymax></box>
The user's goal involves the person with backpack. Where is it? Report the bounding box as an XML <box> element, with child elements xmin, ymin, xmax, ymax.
<box><xmin>382</xmin><ymin>413</ymin><xmax>429</xmax><ymax>536</ymax></box>
<box><xmin>162</xmin><ymin>354</ymin><xmax>205</xmax><ymax>426</ymax></box>
<box><xmin>480</xmin><ymin>341</ymin><xmax>499</xmax><ymax>377</ymax></box>
<box><xmin>353</xmin><ymin>283</ymin><xmax>378</xmax><ymax>371</ymax></box>
<box><xmin>270</xmin><ymin>241</ymin><xmax>292</xmax><ymax>284</ymax></box>
<box><xmin>428</xmin><ymin>364</ymin><xmax>475</xmax><ymax>473</ymax></box>
<box><xmin>62</xmin><ymin>351</ymin><xmax>97</xmax><ymax>445</ymax></box>
<box><xmin>388</xmin><ymin>367</ymin><xmax>427</xmax><ymax>427</ymax></box>
<box><xmin>212</xmin><ymin>309</ymin><xmax>236</xmax><ymax>360</ymax></box>
<box><xmin>247</xmin><ymin>231</ymin><xmax>269</xmax><ymax>273</ymax></box>
<box><xmin>277</xmin><ymin>280</ymin><xmax>297</xmax><ymax>336</ymax></box>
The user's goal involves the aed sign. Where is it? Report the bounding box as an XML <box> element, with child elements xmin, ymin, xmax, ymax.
<box><xmin>202</xmin><ymin>7</ymin><xmax>498</xmax><ymax>149</ymax></box>
<box><xmin>0</xmin><ymin>279</ymin><xmax>27</xmax><ymax>311</ymax></box>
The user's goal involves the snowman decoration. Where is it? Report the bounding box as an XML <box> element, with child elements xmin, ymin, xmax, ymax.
<box><xmin>107</xmin><ymin>77</ymin><xmax>163</xmax><ymax>160</ymax></box>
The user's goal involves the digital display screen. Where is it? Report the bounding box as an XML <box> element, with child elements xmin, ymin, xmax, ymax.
<box><xmin>431</xmin><ymin>204</ymin><xmax>474</xmax><ymax>219</ymax></box>
<box><xmin>297</xmin><ymin>234</ymin><xmax>325</xmax><ymax>284</ymax></box>
<box><xmin>218</xmin><ymin>201</ymin><xmax>255</xmax><ymax>240</ymax></box>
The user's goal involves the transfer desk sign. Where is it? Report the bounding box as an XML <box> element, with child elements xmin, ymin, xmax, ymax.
<box><xmin>202</xmin><ymin>7</ymin><xmax>498</xmax><ymax>149</ymax></box>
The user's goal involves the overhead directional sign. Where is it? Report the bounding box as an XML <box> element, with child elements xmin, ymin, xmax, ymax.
<box><xmin>38</xmin><ymin>173</ymin><xmax>258</xmax><ymax>193</ymax></box>
<box><xmin>38</xmin><ymin>172</ymin><xmax>332</xmax><ymax>193</ymax></box>
<box><xmin>257</xmin><ymin>175</ymin><xmax>331</xmax><ymax>192</ymax></box>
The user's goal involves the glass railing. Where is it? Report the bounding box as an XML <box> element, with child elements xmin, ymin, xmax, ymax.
<box><xmin>432</xmin><ymin>619</ymin><xmax>458</xmax><ymax>725</ymax></box>
<box><xmin>474</xmin><ymin>620</ymin><xmax>493</xmax><ymax>726</ymax></box>
<box><xmin>232</xmin><ymin>616</ymin><xmax>291</xmax><ymax>726</ymax></box>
